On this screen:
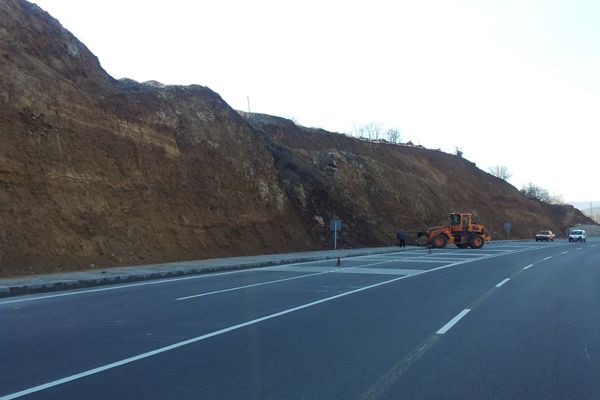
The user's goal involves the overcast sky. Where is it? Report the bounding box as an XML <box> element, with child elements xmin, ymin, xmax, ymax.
<box><xmin>33</xmin><ymin>0</ymin><xmax>600</xmax><ymax>202</ymax></box>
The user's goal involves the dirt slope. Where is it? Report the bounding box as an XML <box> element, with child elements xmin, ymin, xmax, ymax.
<box><xmin>0</xmin><ymin>0</ymin><xmax>314</xmax><ymax>276</ymax></box>
<box><xmin>242</xmin><ymin>113</ymin><xmax>593</xmax><ymax>244</ymax></box>
<box><xmin>0</xmin><ymin>0</ymin><xmax>593</xmax><ymax>276</ymax></box>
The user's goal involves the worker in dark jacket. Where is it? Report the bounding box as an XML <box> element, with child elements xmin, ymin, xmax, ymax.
<box><xmin>396</xmin><ymin>230</ymin><xmax>406</xmax><ymax>248</ymax></box>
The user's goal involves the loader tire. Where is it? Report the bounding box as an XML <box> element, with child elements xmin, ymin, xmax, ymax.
<box><xmin>432</xmin><ymin>235</ymin><xmax>448</xmax><ymax>248</ymax></box>
<box><xmin>470</xmin><ymin>235</ymin><xmax>484</xmax><ymax>249</ymax></box>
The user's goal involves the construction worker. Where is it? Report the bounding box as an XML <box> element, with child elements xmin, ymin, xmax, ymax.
<box><xmin>396</xmin><ymin>230</ymin><xmax>406</xmax><ymax>248</ymax></box>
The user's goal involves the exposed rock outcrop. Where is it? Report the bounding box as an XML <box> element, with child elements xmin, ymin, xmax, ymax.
<box><xmin>0</xmin><ymin>0</ymin><xmax>314</xmax><ymax>275</ymax></box>
<box><xmin>243</xmin><ymin>112</ymin><xmax>592</xmax><ymax>245</ymax></box>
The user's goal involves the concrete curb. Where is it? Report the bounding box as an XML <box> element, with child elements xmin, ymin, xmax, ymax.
<box><xmin>0</xmin><ymin>247</ymin><xmax>408</xmax><ymax>299</ymax></box>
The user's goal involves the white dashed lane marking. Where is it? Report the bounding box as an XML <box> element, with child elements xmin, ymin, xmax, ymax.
<box><xmin>495</xmin><ymin>278</ymin><xmax>510</xmax><ymax>288</ymax></box>
<box><xmin>436</xmin><ymin>309</ymin><xmax>471</xmax><ymax>335</ymax></box>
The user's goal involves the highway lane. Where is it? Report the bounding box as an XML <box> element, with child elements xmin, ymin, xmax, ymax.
<box><xmin>391</xmin><ymin>241</ymin><xmax>600</xmax><ymax>400</ymax></box>
<box><xmin>1</xmin><ymin>240</ymin><xmax>597</xmax><ymax>399</ymax></box>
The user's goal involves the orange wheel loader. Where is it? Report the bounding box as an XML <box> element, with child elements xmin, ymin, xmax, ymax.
<box><xmin>425</xmin><ymin>213</ymin><xmax>491</xmax><ymax>249</ymax></box>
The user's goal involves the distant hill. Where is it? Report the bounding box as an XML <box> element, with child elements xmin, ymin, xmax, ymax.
<box><xmin>586</xmin><ymin>209</ymin><xmax>600</xmax><ymax>223</ymax></box>
<box><xmin>0</xmin><ymin>0</ymin><xmax>594</xmax><ymax>276</ymax></box>
<box><xmin>571</xmin><ymin>201</ymin><xmax>600</xmax><ymax>210</ymax></box>
<box><xmin>571</xmin><ymin>202</ymin><xmax>600</xmax><ymax>223</ymax></box>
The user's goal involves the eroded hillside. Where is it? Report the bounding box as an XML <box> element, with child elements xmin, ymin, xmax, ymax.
<box><xmin>0</xmin><ymin>0</ymin><xmax>315</xmax><ymax>275</ymax></box>
<box><xmin>0</xmin><ymin>0</ymin><xmax>593</xmax><ymax>276</ymax></box>
<box><xmin>243</xmin><ymin>113</ymin><xmax>592</xmax><ymax>244</ymax></box>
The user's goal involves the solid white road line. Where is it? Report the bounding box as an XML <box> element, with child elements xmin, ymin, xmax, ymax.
<box><xmin>436</xmin><ymin>309</ymin><xmax>471</xmax><ymax>335</ymax></box>
<box><xmin>0</xmin><ymin>275</ymin><xmax>231</xmax><ymax>306</ymax></box>
<box><xmin>523</xmin><ymin>264</ymin><xmax>533</xmax><ymax>270</ymax></box>
<box><xmin>495</xmin><ymin>278</ymin><xmax>510</xmax><ymax>288</ymax></box>
<box><xmin>468</xmin><ymin>249</ymin><xmax>517</xmax><ymax>252</ymax></box>
<box><xmin>177</xmin><ymin>271</ymin><xmax>340</xmax><ymax>300</ymax></box>
<box><xmin>411</xmin><ymin>258</ymin><xmax>471</xmax><ymax>263</ymax></box>
<box><xmin>335</xmin><ymin>268</ymin><xmax>423</xmax><ymax>276</ymax></box>
<box><xmin>389</xmin><ymin>259</ymin><xmax>455</xmax><ymax>264</ymax></box>
<box><xmin>177</xmin><ymin>258</ymin><xmax>403</xmax><ymax>300</ymax></box>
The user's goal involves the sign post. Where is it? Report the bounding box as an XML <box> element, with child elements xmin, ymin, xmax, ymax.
<box><xmin>503</xmin><ymin>222</ymin><xmax>512</xmax><ymax>240</ymax></box>
<box><xmin>330</xmin><ymin>217</ymin><xmax>342</xmax><ymax>249</ymax></box>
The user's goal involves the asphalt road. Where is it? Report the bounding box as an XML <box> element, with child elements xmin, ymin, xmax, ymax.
<box><xmin>1</xmin><ymin>239</ymin><xmax>599</xmax><ymax>399</ymax></box>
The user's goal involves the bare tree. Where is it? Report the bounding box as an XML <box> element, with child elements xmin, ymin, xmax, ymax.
<box><xmin>351</xmin><ymin>122</ymin><xmax>383</xmax><ymax>140</ymax></box>
<box><xmin>521</xmin><ymin>182</ymin><xmax>550</xmax><ymax>202</ymax></box>
<box><xmin>548</xmin><ymin>193</ymin><xmax>565</xmax><ymax>205</ymax></box>
<box><xmin>522</xmin><ymin>184</ymin><xmax>564</xmax><ymax>204</ymax></box>
<box><xmin>385</xmin><ymin>128</ymin><xmax>401</xmax><ymax>143</ymax></box>
<box><xmin>488</xmin><ymin>165</ymin><xmax>512</xmax><ymax>181</ymax></box>
<box><xmin>365</xmin><ymin>122</ymin><xmax>383</xmax><ymax>140</ymax></box>
<box><xmin>350</xmin><ymin>123</ymin><xmax>362</xmax><ymax>138</ymax></box>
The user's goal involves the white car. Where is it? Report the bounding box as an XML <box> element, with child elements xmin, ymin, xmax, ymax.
<box><xmin>568</xmin><ymin>230</ymin><xmax>587</xmax><ymax>242</ymax></box>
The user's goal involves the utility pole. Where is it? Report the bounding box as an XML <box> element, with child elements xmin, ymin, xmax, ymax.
<box><xmin>247</xmin><ymin>96</ymin><xmax>251</xmax><ymax>114</ymax></box>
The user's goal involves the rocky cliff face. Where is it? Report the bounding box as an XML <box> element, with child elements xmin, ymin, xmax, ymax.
<box><xmin>0</xmin><ymin>0</ymin><xmax>314</xmax><ymax>275</ymax></box>
<box><xmin>0</xmin><ymin>0</ymin><xmax>593</xmax><ymax>276</ymax></box>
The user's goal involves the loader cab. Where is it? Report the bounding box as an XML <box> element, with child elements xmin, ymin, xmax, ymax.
<box><xmin>449</xmin><ymin>213</ymin><xmax>472</xmax><ymax>232</ymax></box>
<box><xmin>450</xmin><ymin>214</ymin><xmax>461</xmax><ymax>226</ymax></box>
